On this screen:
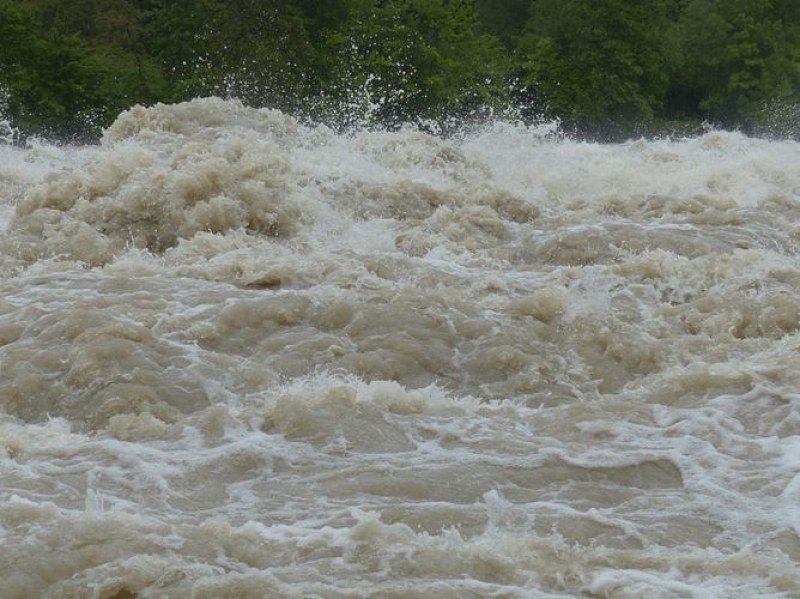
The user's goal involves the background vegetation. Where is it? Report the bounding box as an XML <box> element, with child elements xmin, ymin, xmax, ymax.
<box><xmin>1</xmin><ymin>0</ymin><xmax>799</xmax><ymax>139</ymax></box>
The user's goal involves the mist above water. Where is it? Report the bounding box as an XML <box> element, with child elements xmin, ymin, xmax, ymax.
<box><xmin>1</xmin><ymin>98</ymin><xmax>799</xmax><ymax>598</ymax></box>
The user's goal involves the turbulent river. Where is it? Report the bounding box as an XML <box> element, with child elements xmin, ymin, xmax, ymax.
<box><xmin>1</xmin><ymin>98</ymin><xmax>799</xmax><ymax>598</ymax></box>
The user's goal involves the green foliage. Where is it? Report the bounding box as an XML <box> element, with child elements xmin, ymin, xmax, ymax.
<box><xmin>141</xmin><ymin>0</ymin><xmax>213</xmax><ymax>102</ymax></box>
<box><xmin>0</xmin><ymin>0</ymin><xmax>164</xmax><ymax>137</ymax></box>
<box><xmin>1</xmin><ymin>1</ymin><xmax>93</xmax><ymax>135</ymax></box>
<box><xmin>516</xmin><ymin>0</ymin><xmax>676</xmax><ymax>123</ymax></box>
<box><xmin>200</xmin><ymin>1</ymin><xmax>319</xmax><ymax>109</ymax></box>
<box><xmin>321</xmin><ymin>0</ymin><xmax>510</xmax><ymax>129</ymax></box>
<box><xmin>672</xmin><ymin>0</ymin><xmax>800</xmax><ymax>124</ymax></box>
<box><xmin>0</xmin><ymin>0</ymin><xmax>799</xmax><ymax>138</ymax></box>
<box><xmin>475</xmin><ymin>0</ymin><xmax>530</xmax><ymax>48</ymax></box>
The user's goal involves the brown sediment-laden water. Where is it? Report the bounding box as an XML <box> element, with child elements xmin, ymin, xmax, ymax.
<box><xmin>1</xmin><ymin>98</ymin><xmax>799</xmax><ymax>598</ymax></box>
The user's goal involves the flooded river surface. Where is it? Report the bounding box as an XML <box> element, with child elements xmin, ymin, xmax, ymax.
<box><xmin>1</xmin><ymin>98</ymin><xmax>799</xmax><ymax>598</ymax></box>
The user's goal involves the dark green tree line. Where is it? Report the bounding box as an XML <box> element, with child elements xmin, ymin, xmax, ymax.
<box><xmin>516</xmin><ymin>0</ymin><xmax>676</xmax><ymax>123</ymax></box>
<box><xmin>0</xmin><ymin>0</ymin><xmax>798</xmax><ymax>139</ymax></box>
<box><xmin>320</xmin><ymin>0</ymin><xmax>509</xmax><ymax>128</ymax></box>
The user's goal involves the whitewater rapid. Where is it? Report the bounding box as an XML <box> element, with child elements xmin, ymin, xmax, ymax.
<box><xmin>0</xmin><ymin>98</ymin><xmax>799</xmax><ymax>598</ymax></box>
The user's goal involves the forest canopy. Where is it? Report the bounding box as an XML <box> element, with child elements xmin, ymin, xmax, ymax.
<box><xmin>1</xmin><ymin>0</ymin><xmax>799</xmax><ymax>139</ymax></box>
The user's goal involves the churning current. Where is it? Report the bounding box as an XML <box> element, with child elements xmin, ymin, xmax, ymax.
<box><xmin>1</xmin><ymin>98</ymin><xmax>799</xmax><ymax>598</ymax></box>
